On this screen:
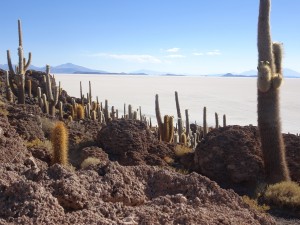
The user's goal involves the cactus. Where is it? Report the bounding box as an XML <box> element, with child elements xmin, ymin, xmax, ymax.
<box><xmin>223</xmin><ymin>114</ymin><xmax>227</xmax><ymax>127</ymax></box>
<box><xmin>27</xmin><ymin>79</ymin><xmax>32</xmax><ymax>98</ymax></box>
<box><xmin>128</xmin><ymin>104</ymin><xmax>133</xmax><ymax>119</ymax></box>
<box><xmin>59</xmin><ymin>101</ymin><xmax>63</xmax><ymax>120</ymax></box>
<box><xmin>175</xmin><ymin>91</ymin><xmax>183</xmax><ymax>141</ymax></box>
<box><xmin>203</xmin><ymin>107</ymin><xmax>208</xmax><ymax>137</ymax></box>
<box><xmin>6</xmin><ymin>20</ymin><xmax>32</xmax><ymax>104</ymax></box>
<box><xmin>185</xmin><ymin>109</ymin><xmax>190</xmax><ymax>137</ymax></box>
<box><xmin>181</xmin><ymin>133</ymin><xmax>187</xmax><ymax>145</ymax></box>
<box><xmin>76</xmin><ymin>104</ymin><xmax>85</xmax><ymax>120</ymax></box>
<box><xmin>89</xmin><ymin>81</ymin><xmax>92</xmax><ymax>105</ymax></box>
<box><xmin>155</xmin><ymin>94</ymin><xmax>164</xmax><ymax>140</ymax></box>
<box><xmin>91</xmin><ymin>110</ymin><xmax>97</xmax><ymax>120</ymax></box>
<box><xmin>51</xmin><ymin>121</ymin><xmax>69</xmax><ymax>166</ymax></box>
<box><xmin>42</xmin><ymin>94</ymin><xmax>49</xmax><ymax>114</ymax></box>
<box><xmin>257</xmin><ymin>0</ymin><xmax>290</xmax><ymax>183</ymax></box>
<box><xmin>215</xmin><ymin>112</ymin><xmax>219</xmax><ymax>128</ymax></box>
<box><xmin>68</xmin><ymin>115</ymin><xmax>73</xmax><ymax>122</ymax></box>
<box><xmin>45</xmin><ymin>65</ymin><xmax>59</xmax><ymax>116</ymax></box>
<box><xmin>133</xmin><ymin>111</ymin><xmax>138</xmax><ymax>120</ymax></box>
<box><xmin>5</xmin><ymin>71</ymin><xmax>13</xmax><ymax>102</ymax></box>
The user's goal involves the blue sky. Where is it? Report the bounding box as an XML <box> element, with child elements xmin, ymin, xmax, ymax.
<box><xmin>0</xmin><ymin>0</ymin><xmax>299</xmax><ymax>74</ymax></box>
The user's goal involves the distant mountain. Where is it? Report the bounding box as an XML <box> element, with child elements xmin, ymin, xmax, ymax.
<box><xmin>130</xmin><ymin>69</ymin><xmax>166</xmax><ymax>75</ymax></box>
<box><xmin>0</xmin><ymin>63</ymin><xmax>108</xmax><ymax>74</ymax></box>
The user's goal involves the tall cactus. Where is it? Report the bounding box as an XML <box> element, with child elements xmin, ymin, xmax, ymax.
<box><xmin>175</xmin><ymin>91</ymin><xmax>183</xmax><ymax>141</ymax></box>
<box><xmin>7</xmin><ymin>20</ymin><xmax>32</xmax><ymax>104</ymax></box>
<box><xmin>45</xmin><ymin>65</ymin><xmax>59</xmax><ymax>116</ymax></box>
<box><xmin>257</xmin><ymin>0</ymin><xmax>290</xmax><ymax>184</ymax></box>
<box><xmin>155</xmin><ymin>94</ymin><xmax>164</xmax><ymax>140</ymax></box>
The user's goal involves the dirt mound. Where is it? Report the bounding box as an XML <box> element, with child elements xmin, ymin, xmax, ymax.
<box><xmin>97</xmin><ymin>119</ymin><xmax>176</xmax><ymax>166</ymax></box>
<box><xmin>6</xmin><ymin>103</ymin><xmax>45</xmax><ymax>141</ymax></box>
<box><xmin>67</xmin><ymin>119</ymin><xmax>102</xmax><ymax>167</ymax></box>
<box><xmin>284</xmin><ymin>133</ymin><xmax>300</xmax><ymax>183</ymax></box>
<box><xmin>0</xmin><ymin>114</ymin><xmax>31</xmax><ymax>164</ymax></box>
<box><xmin>0</xmin><ymin>162</ymin><xmax>275</xmax><ymax>224</ymax></box>
<box><xmin>194</xmin><ymin>125</ymin><xmax>300</xmax><ymax>195</ymax></box>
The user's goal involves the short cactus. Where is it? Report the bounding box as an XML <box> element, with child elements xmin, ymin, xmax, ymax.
<box><xmin>51</xmin><ymin>121</ymin><xmax>69</xmax><ymax>166</ymax></box>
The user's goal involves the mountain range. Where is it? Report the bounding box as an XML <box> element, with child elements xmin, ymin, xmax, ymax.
<box><xmin>0</xmin><ymin>63</ymin><xmax>299</xmax><ymax>77</ymax></box>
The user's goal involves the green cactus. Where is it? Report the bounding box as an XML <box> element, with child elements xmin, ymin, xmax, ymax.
<box><xmin>257</xmin><ymin>0</ymin><xmax>290</xmax><ymax>183</ymax></box>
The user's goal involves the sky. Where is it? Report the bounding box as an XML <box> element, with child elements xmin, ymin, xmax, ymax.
<box><xmin>0</xmin><ymin>0</ymin><xmax>299</xmax><ymax>75</ymax></box>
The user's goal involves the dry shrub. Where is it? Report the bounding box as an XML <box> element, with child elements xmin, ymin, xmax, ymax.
<box><xmin>0</xmin><ymin>100</ymin><xmax>8</xmax><ymax>116</ymax></box>
<box><xmin>81</xmin><ymin>157</ymin><xmax>101</xmax><ymax>169</ymax></box>
<box><xmin>242</xmin><ymin>195</ymin><xmax>270</xmax><ymax>213</ymax></box>
<box><xmin>174</xmin><ymin>144</ymin><xmax>193</xmax><ymax>157</ymax></box>
<box><xmin>26</xmin><ymin>138</ymin><xmax>52</xmax><ymax>152</ymax></box>
<box><xmin>163</xmin><ymin>156</ymin><xmax>174</xmax><ymax>164</ymax></box>
<box><xmin>264</xmin><ymin>181</ymin><xmax>300</xmax><ymax>210</ymax></box>
<box><xmin>41</xmin><ymin>117</ymin><xmax>56</xmax><ymax>138</ymax></box>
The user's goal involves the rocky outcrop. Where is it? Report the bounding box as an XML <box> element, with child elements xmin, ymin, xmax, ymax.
<box><xmin>0</xmin><ymin>162</ymin><xmax>276</xmax><ymax>224</ymax></box>
<box><xmin>97</xmin><ymin>119</ymin><xmax>176</xmax><ymax>166</ymax></box>
<box><xmin>194</xmin><ymin>125</ymin><xmax>300</xmax><ymax>195</ymax></box>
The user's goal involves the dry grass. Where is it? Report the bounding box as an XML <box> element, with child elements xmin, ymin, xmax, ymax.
<box><xmin>264</xmin><ymin>181</ymin><xmax>300</xmax><ymax>209</ymax></box>
<box><xmin>81</xmin><ymin>157</ymin><xmax>101</xmax><ymax>169</ymax></box>
<box><xmin>174</xmin><ymin>144</ymin><xmax>193</xmax><ymax>157</ymax></box>
<box><xmin>242</xmin><ymin>195</ymin><xmax>270</xmax><ymax>212</ymax></box>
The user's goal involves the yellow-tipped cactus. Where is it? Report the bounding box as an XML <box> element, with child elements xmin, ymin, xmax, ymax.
<box><xmin>257</xmin><ymin>0</ymin><xmax>290</xmax><ymax>183</ymax></box>
<box><xmin>76</xmin><ymin>104</ymin><xmax>85</xmax><ymax>120</ymax></box>
<box><xmin>51</xmin><ymin>121</ymin><xmax>69</xmax><ymax>166</ymax></box>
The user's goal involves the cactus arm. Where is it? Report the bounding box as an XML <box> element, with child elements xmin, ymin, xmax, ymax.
<box><xmin>24</xmin><ymin>52</ymin><xmax>32</xmax><ymax>71</ymax></box>
<box><xmin>257</xmin><ymin>61</ymin><xmax>272</xmax><ymax>92</ymax></box>
<box><xmin>7</xmin><ymin>50</ymin><xmax>16</xmax><ymax>76</ymax></box>
<box><xmin>272</xmin><ymin>42</ymin><xmax>283</xmax><ymax>88</ymax></box>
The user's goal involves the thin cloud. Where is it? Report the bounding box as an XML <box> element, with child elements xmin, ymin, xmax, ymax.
<box><xmin>206</xmin><ymin>50</ymin><xmax>221</xmax><ymax>56</ymax></box>
<box><xmin>193</xmin><ymin>52</ymin><xmax>204</xmax><ymax>56</ymax></box>
<box><xmin>165</xmin><ymin>54</ymin><xmax>186</xmax><ymax>58</ymax></box>
<box><xmin>166</xmin><ymin>48</ymin><xmax>180</xmax><ymax>53</ymax></box>
<box><xmin>88</xmin><ymin>53</ymin><xmax>161</xmax><ymax>63</ymax></box>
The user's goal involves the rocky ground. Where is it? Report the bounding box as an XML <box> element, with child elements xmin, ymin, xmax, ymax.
<box><xmin>0</xmin><ymin>69</ymin><xmax>299</xmax><ymax>224</ymax></box>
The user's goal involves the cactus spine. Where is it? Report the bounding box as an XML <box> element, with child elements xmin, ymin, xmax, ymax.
<box><xmin>51</xmin><ymin>121</ymin><xmax>69</xmax><ymax>166</ymax></box>
<box><xmin>257</xmin><ymin>0</ymin><xmax>290</xmax><ymax>183</ymax></box>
